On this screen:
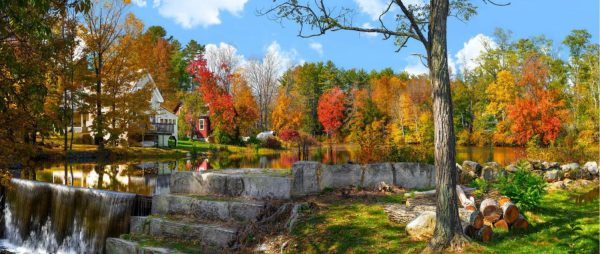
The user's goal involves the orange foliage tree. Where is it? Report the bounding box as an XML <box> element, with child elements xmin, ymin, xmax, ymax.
<box><xmin>508</xmin><ymin>57</ymin><xmax>568</xmax><ymax>145</ymax></box>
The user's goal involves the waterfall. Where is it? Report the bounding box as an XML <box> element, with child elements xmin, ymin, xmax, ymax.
<box><xmin>2</xmin><ymin>179</ymin><xmax>135</xmax><ymax>253</ymax></box>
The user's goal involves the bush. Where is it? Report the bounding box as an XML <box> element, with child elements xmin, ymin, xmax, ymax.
<box><xmin>470</xmin><ymin>178</ymin><xmax>490</xmax><ymax>198</ymax></box>
<box><xmin>493</xmin><ymin>160</ymin><xmax>546</xmax><ymax>211</ymax></box>
<box><xmin>261</xmin><ymin>137</ymin><xmax>282</xmax><ymax>150</ymax></box>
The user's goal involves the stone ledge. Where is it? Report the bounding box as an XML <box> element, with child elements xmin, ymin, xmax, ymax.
<box><xmin>151</xmin><ymin>194</ymin><xmax>264</xmax><ymax>222</ymax></box>
<box><xmin>292</xmin><ymin>161</ymin><xmax>436</xmax><ymax>196</ymax></box>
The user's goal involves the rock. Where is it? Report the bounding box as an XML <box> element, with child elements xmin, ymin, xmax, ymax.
<box><xmin>544</xmin><ymin>169</ymin><xmax>562</xmax><ymax>182</ymax></box>
<box><xmin>457</xmin><ymin>163</ymin><xmax>476</xmax><ymax>184</ymax></box>
<box><xmin>561</xmin><ymin>163</ymin><xmax>580</xmax><ymax>172</ymax></box>
<box><xmin>582</xmin><ymin>161</ymin><xmax>599</xmax><ymax>178</ymax></box>
<box><xmin>481</xmin><ymin>162</ymin><xmax>502</xmax><ymax>181</ymax></box>
<box><xmin>547</xmin><ymin>181</ymin><xmax>566</xmax><ymax>190</ymax></box>
<box><xmin>505</xmin><ymin>164</ymin><xmax>518</xmax><ymax>173</ymax></box>
<box><xmin>130</xmin><ymin>216</ymin><xmax>148</xmax><ymax>234</ymax></box>
<box><xmin>320</xmin><ymin>164</ymin><xmax>362</xmax><ymax>189</ymax></box>
<box><xmin>542</xmin><ymin>161</ymin><xmax>560</xmax><ymax>171</ymax></box>
<box><xmin>170</xmin><ymin>171</ymin><xmax>292</xmax><ymax>199</ymax></box>
<box><xmin>529</xmin><ymin>160</ymin><xmax>543</xmax><ymax>170</ymax></box>
<box><xmin>152</xmin><ymin>194</ymin><xmax>264</xmax><ymax>223</ymax></box>
<box><xmin>105</xmin><ymin>238</ymin><xmax>139</xmax><ymax>254</ymax></box>
<box><xmin>406</xmin><ymin>211</ymin><xmax>436</xmax><ymax>240</ymax></box>
<box><xmin>140</xmin><ymin>247</ymin><xmax>172</xmax><ymax>254</ymax></box>
<box><xmin>375</xmin><ymin>181</ymin><xmax>392</xmax><ymax>192</ymax></box>
<box><xmin>563</xmin><ymin>178</ymin><xmax>573</xmax><ymax>186</ymax></box>
<box><xmin>362</xmin><ymin>163</ymin><xmax>394</xmax><ymax>188</ymax></box>
<box><xmin>462</xmin><ymin>161</ymin><xmax>482</xmax><ymax>176</ymax></box>
<box><xmin>393</xmin><ymin>163</ymin><xmax>436</xmax><ymax>190</ymax></box>
<box><xmin>291</xmin><ymin>161</ymin><xmax>321</xmax><ymax>195</ymax></box>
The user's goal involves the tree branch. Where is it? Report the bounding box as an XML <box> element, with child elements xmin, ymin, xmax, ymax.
<box><xmin>394</xmin><ymin>0</ymin><xmax>429</xmax><ymax>50</ymax></box>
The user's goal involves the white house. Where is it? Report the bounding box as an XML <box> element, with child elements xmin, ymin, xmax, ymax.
<box><xmin>73</xmin><ymin>73</ymin><xmax>178</xmax><ymax>147</ymax></box>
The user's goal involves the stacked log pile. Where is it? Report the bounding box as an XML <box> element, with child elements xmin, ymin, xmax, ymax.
<box><xmin>461</xmin><ymin>195</ymin><xmax>529</xmax><ymax>242</ymax></box>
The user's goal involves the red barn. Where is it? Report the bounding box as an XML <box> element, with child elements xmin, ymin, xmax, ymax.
<box><xmin>194</xmin><ymin>115</ymin><xmax>211</xmax><ymax>141</ymax></box>
<box><xmin>173</xmin><ymin>102</ymin><xmax>212</xmax><ymax>142</ymax></box>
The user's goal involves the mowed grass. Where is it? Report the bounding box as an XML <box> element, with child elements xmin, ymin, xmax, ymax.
<box><xmin>289</xmin><ymin>187</ymin><xmax>599</xmax><ymax>254</ymax></box>
<box><xmin>289</xmin><ymin>194</ymin><xmax>426</xmax><ymax>254</ymax></box>
<box><xmin>176</xmin><ymin>139</ymin><xmax>280</xmax><ymax>156</ymax></box>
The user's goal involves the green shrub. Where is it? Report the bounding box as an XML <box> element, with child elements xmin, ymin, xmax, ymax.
<box><xmin>470</xmin><ymin>178</ymin><xmax>490</xmax><ymax>198</ymax></box>
<box><xmin>493</xmin><ymin>160</ymin><xmax>546</xmax><ymax>211</ymax></box>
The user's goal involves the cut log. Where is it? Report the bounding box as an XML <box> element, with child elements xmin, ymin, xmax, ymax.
<box><xmin>494</xmin><ymin>219</ymin><xmax>509</xmax><ymax>231</ymax></box>
<box><xmin>512</xmin><ymin>214</ymin><xmax>529</xmax><ymax>230</ymax></box>
<box><xmin>463</xmin><ymin>224</ymin><xmax>476</xmax><ymax>238</ymax></box>
<box><xmin>465</xmin><ymin>205</ymin><xmax>477</xmax><ymax>212</ymax></box>
<box><xmin>456</xmin><ymin>185</ymin><xmax>476</xmax><ymax>208</ymax></box>
<box><xmin>480</xmin><ymin>198</ymin><xmax>503</xmax><ymax>219</ymax></box>
<box><xmin>469</xmin><ymin>211</ymin><xmax>484</xmax><ymax>229</ymax></box>
<box><xmin>475</xmin><ymin>225</ymin><xmax>493</xmax><ymax>242</ymax></box>
<box><xmin>483</xmin><ymin>214</ymin><xmax>501</xmax><ymax>226</ymax></box>
<box><xmin>501</xmin><ymin>201</ymin><xmax>519</xmax><ymax>224</ymax></box>
<box><xmin>498</xmin><ymin>196</ymin><xmax>512</xmax><ymax>207</ymax></box>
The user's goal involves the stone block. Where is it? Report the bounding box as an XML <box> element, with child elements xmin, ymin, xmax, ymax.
<box><xmin>320</xmin><ymin>164</ymin><xmax>362</xmax><ymax>189</ymax></box>
<box><xmin>361</xmin><ymin>163</ymin><xmax>394</xmax><ymax>188</ymax></box>
<box><xmin>291</xmin><ymin>161</ymin><xmax>321</xmax><ymax>195</ymax></box>
<box><xmin>393</xmin><ymin>163</ymin><xmax>435</xmax><ymax>189</ymax></box>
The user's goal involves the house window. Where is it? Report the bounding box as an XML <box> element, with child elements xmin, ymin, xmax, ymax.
<box><xmin>199</xmin><ymin>119</ymin><xmax>205</xmax><ymax>130</ymax></box>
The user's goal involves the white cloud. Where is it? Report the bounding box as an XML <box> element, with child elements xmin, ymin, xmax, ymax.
<box><xmin>403</xmin><ymin>56</ymin><xmax>429</xmax><ymax>76</ymax></box>
<box><xmin>354</xmin><ymin>0</ymin><xmax>424</xmax><ymax>20</ymax></box>
<box><xmin>455</xmin><ymin>34</ymin><xmax>497</xmax><ymax>72</ymax></box>
<box><xmin>204</xmin><ymin>42</ymin><xmax>246</xmax><ymax>72</ymax></box>
<box><xmin>145</xmin><ymin>0</ymin><xmax>248</xmax><ymax>29</ymax></box>
<box><xmin>132</xmin><ymin>0</ymin><xmax>147</xmax><ymax>7</ymax></box>
<box><xmin>354</xmin><ymin>0</ymin><xmax>386</xmax><ymax>20</ymax></box>
<box><xmin>309</xmin><ymin>42</ymin><xmax>324</xmax><ymax>56</ymax></box>
<box><xmin>360</xmin><ymin>23</ymin><xmax>378</xmax><ymax>38</ymax></box>
<box><xmin>265</xmin><ymin>41</ymin><xmax>301</xmax><ymax>70</ymax></box>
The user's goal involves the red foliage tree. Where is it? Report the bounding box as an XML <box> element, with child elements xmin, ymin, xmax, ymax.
<box><xmin>186</xmin><ymin>56</ymin><xmax>237</xmax><ymax>134</ymax></box>
<box><xmin>507</xmin><ymin>57</ymin><xmax>567</xmax><ymax>145</ymax></box>
<box><xmin>317</xmin><ymin>87</ymin><xmax>346</xmax><ymax>136</ymax></box>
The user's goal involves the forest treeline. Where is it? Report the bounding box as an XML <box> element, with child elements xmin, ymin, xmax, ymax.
<box><xmin>1</xmin><ymin>0</ymin><xmax>598</xmax><ymax>167</ymax></box>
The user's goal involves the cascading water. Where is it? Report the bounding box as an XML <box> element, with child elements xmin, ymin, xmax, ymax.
<box><xmin>2</xmin><ymin>179</ymin><xmax>135</xmax><ymax>253</ymax></box>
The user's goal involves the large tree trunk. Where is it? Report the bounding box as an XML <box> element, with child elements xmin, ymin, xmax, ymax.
<box><xmin>427</xmin><ymin>0</ymin><xmax>466</xmax><ymax>251</ymax></box>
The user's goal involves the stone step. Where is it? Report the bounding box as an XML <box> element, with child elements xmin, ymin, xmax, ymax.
<box><xmin>151</xmin><ymin>194</ymin><xmax>265</xmax><ymax>223</ymax></box>
<box><xmin>105</xmin><ymin>238</ymin><xmax>184</xmax><ymax>254</ymax></box>
<box><xmin>170</xmin><ymin>169</ymin><xmax>293</xmax><ymax>199</ymax></box>
<box><xmin>130</xmin><ymin>216</ymin><xmax>237</xmax><ymax>250</ymax></box>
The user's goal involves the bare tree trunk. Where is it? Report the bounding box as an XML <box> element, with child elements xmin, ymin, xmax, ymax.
<box><xmin>95</xmin><ymin>53</ymin><xmax>104</xmax><ymax>150</ymax></box>
<box><xmin>427</xmin><ymin>0</ymin><xmax>466</xmax><ymax>251</ymax></box>
<box><xmin>63</xmin><ymin>89</ymin><xmax>68</xmax><ymax>151</ymax></box>
<box><xmin>69</xmin><ymin>91</ymin><xmax>74</xmax><ymax>151</ymax></box>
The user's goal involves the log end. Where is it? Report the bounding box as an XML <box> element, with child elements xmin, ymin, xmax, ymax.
<box><xmin>494</xmin><ymin>219</ymin><xmax>509</xmax><ymax>231</ymax></box>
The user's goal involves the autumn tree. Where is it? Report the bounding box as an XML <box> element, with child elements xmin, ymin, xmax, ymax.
<box><xmin>103</xmin><ymin>13</ymin><xmax>153</xmax><ymax>146</ymax></box>
<box><xmin>317</xmin><ymin>86</ymin><xmax>346</xmax><ymax>161</ymax></box>
<box><xmin>245</xmin><ymin>50</ymin><xmax>283</xmax><ymax>131</ymax></box>
<box><xmin>187</xmin><ymin>56</ymin><xmax>257</xmax><ymax>143</ymax></box>
<box><xmin>261</xmin><ymin>0</ymin><xmax>503</xmax><ymax>249</ymax></box>
<box><xmin>485</xmin><ymin>70</ymin><xmax>517</xmax><ymax>144</ymax></box>
<box><xmin>82</xmin><ymin>0</ymin><xmax>128</xmax><ymax>150</ymax></box>
<box><xmin>508</xmin><ymin>57</ymin><xmax>568</xmax><ymax>145</ymax></box>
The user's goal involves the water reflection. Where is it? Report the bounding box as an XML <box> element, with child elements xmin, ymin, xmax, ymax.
<box><xmin>27</xmin><ymin>145</ymin><xmax>527</xmax><ymax>195</ymax></box>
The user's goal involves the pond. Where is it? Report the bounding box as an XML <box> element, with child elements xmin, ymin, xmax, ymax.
<box><xmin>18</xmin><ymin>145</ymin><xmax>527</xmax><ymax>196</ymax></box>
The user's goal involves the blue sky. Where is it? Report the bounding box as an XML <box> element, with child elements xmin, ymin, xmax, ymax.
<box><xmin>129</xmin><ymin>0</ymin><xmax>599</xmax><ymax>74</ymax></box>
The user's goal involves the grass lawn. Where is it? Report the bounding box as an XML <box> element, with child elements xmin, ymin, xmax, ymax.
<box><xmin>288</xmin><ymin>187</ymin><xmax>599</xmax><ymax>254</ymax></box>
<box><xmin>176</xmin><ymin>139</ymin><xmax>280</xmax><ymax>156</ymax></box>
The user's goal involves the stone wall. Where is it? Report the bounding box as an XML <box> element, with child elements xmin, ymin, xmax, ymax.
<box><xmin>291</xmin><ymin>161</ymin><xmax>435</xmax><ymax>196</ymax></box>
<box><xmin>167</xmin><ymin>162</ymin><xmax>435</xmax><ymax>199</ymax></box>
